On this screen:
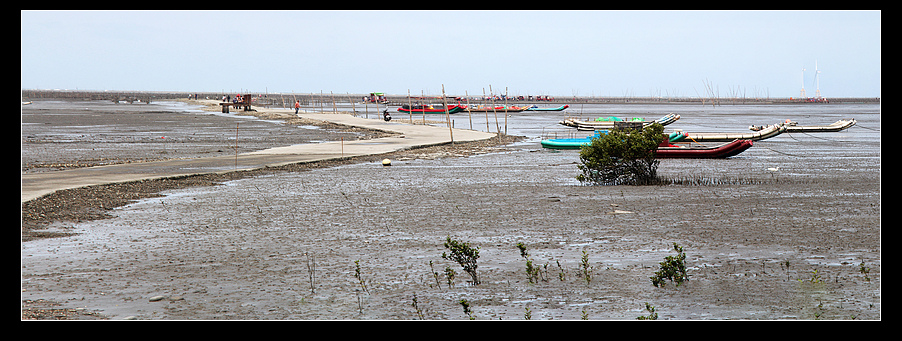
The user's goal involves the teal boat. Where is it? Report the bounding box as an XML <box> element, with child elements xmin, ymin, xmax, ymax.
<box><xmin>541</xmin><ymin>131</ymin><xmax>688</xmax><ymax>149</ymax></box>
<box><xmin>526</xmin><ymin>104</ymin><xmax>570</xmax><ymax>111</ymax></box>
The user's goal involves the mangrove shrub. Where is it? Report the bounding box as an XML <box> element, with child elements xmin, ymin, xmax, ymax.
<box><xmin>576</xmin><ymin>123</ymin><xmax>664</xmax><ymax>186</ymax></box>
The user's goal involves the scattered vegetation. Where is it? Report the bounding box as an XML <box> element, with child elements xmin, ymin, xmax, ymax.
<box><xmin>442</xmin><ymin>237</ymin><xmax>481</xmax><ymax>285</ymax></box>
<box><xmin>650</xmin><ymin>243</ymin><xmax>689</xmax><ymax>287</ymax></box>
<box><xmin>576</xmin><ymin>123</ymin><xmax>664</xmax><ymax>186</ymax></box>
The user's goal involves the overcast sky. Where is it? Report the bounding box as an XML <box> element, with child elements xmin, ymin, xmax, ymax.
<box><xmin>21</xmin><ymin>10</ymin><xmax>881</xmax><ymax>98</ymax></box>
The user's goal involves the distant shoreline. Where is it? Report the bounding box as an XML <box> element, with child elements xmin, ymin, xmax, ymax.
<box><xmin>21</xmin><ymin>89</ymin><xmax>880</xmax><ymax>106</ymax></box>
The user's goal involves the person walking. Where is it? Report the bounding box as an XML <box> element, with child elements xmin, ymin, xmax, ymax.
<box><xmin>295</xmin><ymin>100</ymin><xmax>301</xmax><ymax>114</ymax></box>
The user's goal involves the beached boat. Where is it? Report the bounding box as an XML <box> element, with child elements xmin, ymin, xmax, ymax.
<box><xmin>397</xmin><ymin>104</ymin><xmax>464</xmax><ymax>114</ymax></box>
<box><xmin>461</xmin><ymin>105</ymin><xmax>531</xmax><ymax>113</ymax></box>
<box><xmin>685</xmin><ymin>124</ymin><xmax>787</xmax><ymax>142</ymax></box>
<box><xmin>655</xmin><ymin>139</ymin><xmax>754</xmax><ymax>158</ymax></box>
<box><xmin>560</xmin><ymin>113</ymin><xmax>680</xmax><ymax>130</ymax></box>
<box><xmin>540</xmin><ymin>131</ymin><xmax>689</xmax><ymax>150</ymax></box>
<box><xmin>526</xmin><ymin>104</ymin><xmax>570</xmax><ymax>111</ymax></box>
<box><xmin>749</xmin><ymin>119</ymin><xmax>856</xmax><ymax>133</ymax></box>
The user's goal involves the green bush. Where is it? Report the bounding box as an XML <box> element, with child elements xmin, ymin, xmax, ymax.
<box><xmin>442</xmin><ymin>236</ymin><xmax>481</xmax><ymax>285</ymax></box>
<box><xmin>650</xmin><ymin>243</ymin><xmax>689</xmax><ymax>287</ymax></box>
<box><xmin>576</xmin><ymin>123</ymin><xmax>664</xmax><ymax>186</ymax></box>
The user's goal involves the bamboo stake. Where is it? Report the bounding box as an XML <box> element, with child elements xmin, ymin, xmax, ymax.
<box><xmin>465</xmin><ymin>90</ymin><xmax>472</xmax><ymax>130</ymax></box>
<box><xmin>331</xmin><ymin>91</ymin><xmax>336</xmax><ymax>114</ymax></box>
<box><xmin>482</xmin><ymin>88</ymin><xmax>490</xmax><ymax>132</ymax></box>
<box><xmin>407</xmin><ymin>89</ymin><xmax>413</xmax><ymax>123</ymax></box>
<box><xmin>490</xmin><ymin>85</ymin><xmax>501</xmax><ymax>141</ymax></box>
<box><xmin>504</xmin><ymin>86</ymin><xmax>509</xmax><ymax>135</ymax></box>
<box><xmin>421</xmin><ymin>90</ymin><xmax>426</xmax><ymax>123</ymax></box>
<box><xmin>235</xmin><ymin>122</ymin><xmax>239</xmax><ymax>169</ymax></box>
<box><xmin>442</xmin><ymin>84</ymin><xmax>453</xmax><ymax>144</ymax></box>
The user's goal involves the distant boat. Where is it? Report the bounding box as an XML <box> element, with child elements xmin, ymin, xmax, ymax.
<box><xmin>460</xmin><ymin>105</ymin><xmax>531</xmax><ymax>113</ymax></box>
<box><xmin>397</xmin><ymin>104</ymin><xmax>464</xmax><ymax>114</ymax></box>
<box><xmin>750</xmin><ymin>119</ymin><xmax>856</xmax><ymax>133</ymax></box>
<box><xmin>526</xmin><ymin>104</ymin><xmax>569</xmax><ymax>111</ymax></box>
<box><xmin>22</xmin><ymin>101</ymin><xmax>33</xmax><ymax>105</ymax></box>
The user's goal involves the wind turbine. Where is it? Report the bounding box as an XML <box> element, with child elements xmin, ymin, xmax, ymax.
<box><xmin>814</xmin><ymin>60</ymin><xmax>822</xmax><ymax>98</ymax></box>
<box><xmin>800</xmin><ymin>67</ymin><xmax>807</xmax><ymax>98</ymax></box>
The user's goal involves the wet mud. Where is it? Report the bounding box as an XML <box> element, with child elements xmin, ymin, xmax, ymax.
<box><xmin>21</xmin><ymin>99</ymin><xmax>880</xmax><ymax>320</ymax></box>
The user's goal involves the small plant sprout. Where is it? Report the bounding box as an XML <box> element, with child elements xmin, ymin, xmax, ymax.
<box><xmin>800</xmin><ymin>268</ymin><xmax>823</xmax><ymax>283</ymax></box>
<box><xmin>459</xmin><ymin>299</ymin><xmax>474</xmax><ymax>320</ymax></box>
<box><xmin>354</xmin><ymin>260</ymin><xmax>369</xmax><ymax>294</ymax></box>
<box><xmin>517</xmin><ymin>242</ymin><xmax>540</xmax><ymax>284</ymax></box>
<box><xmin>444</xmin><ymin>266</ymin><xmax>456</xmax><ymax>288</ymax></box>
<box><xmin>524</xmin><ymin>307</ymin><xmax>532</xmax><ymax>320</ymax></box>
<box><xmin>637</xmin><ymin>302</ymin><xmax>658</xmax><ymax>320</ymax></box>
<box><xmin>859</xmin><ymin>261</ymin><xmax>871</xmax><ymax>281</ymax></box>
<box><xmin>579</xmin><ymin>250</ymin><xmax>593</xmax><ymax>286</ymax></box>
<box><xmin>650</xmin><ymin>243</ymin><xmax>689</xmax><ymax>287</ymax></box>
<box><xmin>411</xmin><ymin>293</ymin><xmax>425</xmax><ymax>320</ymax></box>
<box><xmin>442</xmin><ymin>236</ymin><xmax>480</xmax><ymax>285</ymax></box>
<box><xmin>428</xmin><ymin>261</ymin><xmax>442</xmax><ymax>289</ymax></box>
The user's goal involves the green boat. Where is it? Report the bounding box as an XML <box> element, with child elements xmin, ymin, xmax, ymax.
<box><xmin>541</xmin><ymin>131</ymin><xmax>688</xmax><ymax>149</ymax></box>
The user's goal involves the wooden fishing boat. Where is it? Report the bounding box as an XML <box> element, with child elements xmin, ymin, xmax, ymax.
<box><xmin>560</xmin><ymin>113</ymin><xmax>680</xmax><ymax>130</ymax></box>
<box><xmin>397</xmin><ymin>104</ymin><xmax>464</xmax><ymax>114</ymax></box>
<box><xmin>461</xmin><ymin>105</ymin><xmax>531</xmax><ymax>113</ymax></box>
<box><xmin>685</xmin><ymin>124</ymin><xmax>786</xmax><ymax>142</ymax></box>
<box><xmin>655</xmin><ymin>139</ymin><xmax>754</xmax><ymax>158</ymax></box>
<box><xmin>749</xmin><ymin>119</ymin><xmax>856</xmax><ymax>133</ymax></box>
<box><xmin>526</xmin><ymin>104</ymin><xmax>570</xmax><ymax>111</ymax></box>
<box><xmin>540</xmin><ymin>131</ymin><xmax>688</xmax><ymax>150</ymax></box>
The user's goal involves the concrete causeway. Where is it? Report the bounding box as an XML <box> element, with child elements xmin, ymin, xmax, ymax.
<box><xmin>21</xmin><ymin>111</ymin><xmax>497</xmax><ymax>203</ymax></box>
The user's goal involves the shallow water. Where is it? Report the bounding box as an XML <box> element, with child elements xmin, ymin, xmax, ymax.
<box><xmin>21</xmin><ymin>102</ymin><xmax>881</xmax><ymax>320</ymax></box>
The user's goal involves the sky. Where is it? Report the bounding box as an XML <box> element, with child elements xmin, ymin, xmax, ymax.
<box><xmin>21</xmin><ymin>10</ymin><xmax>881</xmax><ymax>98</ymax></box>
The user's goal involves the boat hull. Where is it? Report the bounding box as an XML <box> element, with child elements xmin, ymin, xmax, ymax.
<box><xmin>560</xmin><ymin>113</ymin><xmax>680</xmax><ymax>130</ymax></box>
<box><xmin>686</xmin><ymin>124</ymin><xmax>786</xmax><ymax>142</ymax></box>
<box><xmin>540</xmin><ymin>132</ymin><xmax>689</xmax><ymax>150</ymax></box>
<box><xmin>526</xmin><ymin>105</ymin><xmax>570</xmax><ymax>111</ymax></box>
<box><xmin>397</xmin><ymin>106</ymin><xmax>464</xmax><ymax>114</ymax></box>
<box><xmin>655</xmin><ymin>139</ymin><xmax>753</xmax><ymax>158</ymax></box>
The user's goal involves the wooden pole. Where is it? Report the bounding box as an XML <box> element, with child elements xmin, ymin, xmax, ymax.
<box><xmin>482</xmin><ymin>88</ymin><xmax>489</xmax><ymax>132</ymax></box>
<box><xmin>421</xmin><ymin>90</ymin><xmax>426</xmax><ymax>123</ymax></box>
<box><xmin>235</xmin><ymin>122</ymin><xmax>239</xmax><ymax>169</ymax></box>
<box><xmin>331</xmin><ymin>91</ymin><xmax>336</xmax><ymax>114</ymax></box>
<box><xmin>442</xmin><ymin>84</ymin><xmax>453</xmax><ymax>144</ymax></box>
<box><xmin>466</xmin><ymin>90</ymin><xmax>472</xmax><ymax>130</ymax></box>
<box><xmin>407</xmin><ymin>89</ymin><xmax>413</xmax><ymax>123</ymax></box>
<box><xmin>504</xmin><ymin>86</ymin><xmax>509</xmax><ymax>135</ymax></box>
<box><xmin>490</xmin><ymin>85</ymin><xmax>501</xmax><ymax>139</ymax></box>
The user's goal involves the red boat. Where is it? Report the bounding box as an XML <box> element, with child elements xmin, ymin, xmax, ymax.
<box><xmin>654</xmin><ymin>139</ymin><xmax>753</xmax><ymax>158</ymax></box>
<box><xmin>397</xmin><ymin>104</ymin><xmax>464</xmax><ymax>114</ymax></box>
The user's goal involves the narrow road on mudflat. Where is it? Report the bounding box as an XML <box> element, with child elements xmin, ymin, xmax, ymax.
<box><xmin>21</xmin><ymin>111</ymin><xmax>496</xmax><ymax>203</ymax></box>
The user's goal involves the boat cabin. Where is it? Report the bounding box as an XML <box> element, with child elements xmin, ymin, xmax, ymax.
<box><xmin>368</xmin><ymin>92</ymin><xmax>387</xmax><ymax>103</ymax></box>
